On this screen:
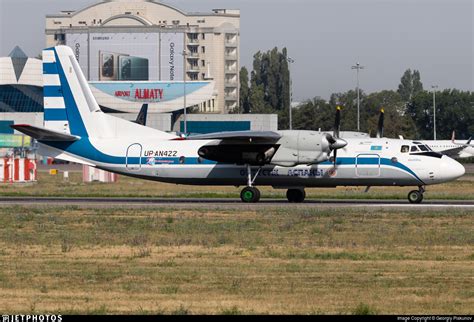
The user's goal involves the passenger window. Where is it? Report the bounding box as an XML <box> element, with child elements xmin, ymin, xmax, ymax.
<box><xmin>401</xmin><ymin>145</ymin><xmax>409</xmax><ymax>153</ymax></box>
<box><xmin>411</xmin><ymin>146</ymin><xmax>419</xmax><ymax>152</ymax></box>
<box><xmin>418</xmin><ymin>145</ymin><xmax>428</xmax><ymax>152</ymax></box>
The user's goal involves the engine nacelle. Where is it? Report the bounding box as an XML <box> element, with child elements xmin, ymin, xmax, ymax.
<box><xmin>270</xmin><ymin>130</ymin><xmax>332</xmax><ymax>167</ymax></box>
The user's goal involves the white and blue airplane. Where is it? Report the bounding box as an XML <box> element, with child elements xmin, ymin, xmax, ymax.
<box><xmin>421</xmin><ymin>132</ymin><xmax>474</xmax><ymax>159</ymax></box>
<box><xmin>12</xmin><ymin>46</ymin><xmax>466</xmax><ymax>203</ymax></box>
<box><xmin>377</xmin><ymin>109</ymin><xmax>473</xmax><ymax>159</ymax></box>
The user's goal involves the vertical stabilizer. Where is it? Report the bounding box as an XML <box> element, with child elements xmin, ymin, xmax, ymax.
<box><xmin>42</xmin><ymin>46</ymin><xmax>107</xmax><ymax>138</ymax></box>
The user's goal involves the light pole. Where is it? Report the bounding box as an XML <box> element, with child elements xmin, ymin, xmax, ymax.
<box><xmin>287</xmin><ymin>57</ymin><xmax>295</xmax><ymax>130</ymax></box>
<box><xmin>432</xmin><ymin>85</ymin><xmax>438</xmax><ymax>140</ymax></box>
<box><xmin>351</xmin><ymin>62</ymin><xmax>364</xmax><ymax>131</ymax></box>
<box><xmin>182</xmin><ymin>49</ymin><xmax>187</xmax><ymax>134</ymax></box>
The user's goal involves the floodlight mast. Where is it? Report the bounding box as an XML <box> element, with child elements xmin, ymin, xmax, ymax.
<box><xmin>351</xmin><ymin>62</ymin><xmax>364</xmax><ymax>132</ymax></box>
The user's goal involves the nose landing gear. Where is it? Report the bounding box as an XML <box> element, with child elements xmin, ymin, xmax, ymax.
<box><xmin>408</xmin><ymin>186</ymin><xmax>425</xmax><ymax>204</ymax></box>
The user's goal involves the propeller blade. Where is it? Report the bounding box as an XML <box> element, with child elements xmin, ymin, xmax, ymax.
<box><xmin>325</xmin><ymin>133</ymin><xmax>336</xmax><ymax>145</ymax></box>
<box><xmin>333</xmin><ymin>149</ymin><xmax>337</xmax><ymax>167</ymax></box>
<box><xmin>376</xmin><ymin>108</ymin><xmax>384</xmax><ymax>138</ymax></box>
<box><xmin>334</xmin><ymin>106</ymin><xmax>341</xmax><ymax>138</ymax></box>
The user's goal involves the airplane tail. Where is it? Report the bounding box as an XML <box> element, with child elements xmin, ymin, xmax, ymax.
<box><xmin>41</xmin><ymin>46</ymin><xmax>175</xmax><ymax>140</ymax></box>
<box><xmin>42</xmin><ymin>46</ymin><xmax>107</xmax><ymax>138</ymax></box>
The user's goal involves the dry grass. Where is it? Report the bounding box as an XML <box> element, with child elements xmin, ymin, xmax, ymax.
<box><xmin>0</xmin><ymin>206</ymin><xmax>472</xmax><ymax>314</ymax></box>
<box><xmin>0</xmin><ymin>171</ymin><xmax>473</xmax><ymax>200</ymax></box>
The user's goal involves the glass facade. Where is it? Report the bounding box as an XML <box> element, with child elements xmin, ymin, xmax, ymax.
<box><xmin>0</xmin><ymin>85</ymin><xmax>43</xmax><ymax>112</ymax></box>
<box><xmin>181</xmin><ymin>121</ymin><xmax>250</xmax><ymax>134</ymax></box>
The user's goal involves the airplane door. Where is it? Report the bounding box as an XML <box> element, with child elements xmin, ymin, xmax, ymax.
<box><xmin>356</xmin><ymin>154</ymin><xmax>380</xmax><ymax>177</ymax></box>
<box><xmin>126</xmin><ymin>143</ymin><xmax>142</xmax><ymax>170</ymax></box>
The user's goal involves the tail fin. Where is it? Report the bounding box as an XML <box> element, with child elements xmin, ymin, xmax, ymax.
<box><xmin>133</xmin><ymin>104</ymin><xmax>148</xmax><ymax>126</ymax></box>
<box><xmin>43</xmin><ymin>46</ymin><xmax>103</xmax><ymax>138</ymax></box>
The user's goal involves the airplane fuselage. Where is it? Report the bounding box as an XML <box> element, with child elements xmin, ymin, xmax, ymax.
<box><xmin>422</xmin><ymin>140</ymin><xmax>474</xmax><ymax>159</ymax></box>
<box><xmin>39</xmin><ymin>134</ymin><xmax>464</xmax><ymax>188</ymax></box>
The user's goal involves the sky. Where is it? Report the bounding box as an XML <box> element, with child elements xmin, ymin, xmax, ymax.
<box><xmin>0</xmin><ymin>0</ymin><xmax>472</xmax><ymax>101</ymax></box>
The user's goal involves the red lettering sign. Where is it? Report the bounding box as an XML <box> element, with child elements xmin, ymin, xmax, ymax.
<box><xmin>114</xmin><ymin>91</ymin><xmax>130</xmax><ymax>97</ymax></box>
<box><xmin>133</xmin><ymin>88</ymin><xmax>165</xmax><ymax>100</ymax></box>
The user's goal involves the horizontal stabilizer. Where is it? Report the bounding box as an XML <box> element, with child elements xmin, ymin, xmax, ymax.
<box><xmin>11</xmin><ymin>124</ymin><xmax>79</xmax><ymax>142</ymax></box>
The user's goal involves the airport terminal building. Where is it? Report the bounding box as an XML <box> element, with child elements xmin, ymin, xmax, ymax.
<box><xmin>0</xmin><ymin>1</ymin><xmax>277</xmax><ymax>140</ymax></box>
<box><xmin>45</xmin><ymin>0</ymin><xmax>241</xmax><ymax>114</ymax></box>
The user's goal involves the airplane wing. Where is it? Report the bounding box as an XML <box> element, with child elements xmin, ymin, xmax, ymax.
<box><xmin>11</xmin><ymin>124</ymin><xmax>79</xmax><ymax>142</ymax></box>
<box><xmin>177</xmin><ymin>131</ymin><xmax>282</xmax><ymax>165</ymax></box>
<box><xmin>179</xmin><ymin>130</ymin><xmax>281</xmax><ymax>142</ymax></box>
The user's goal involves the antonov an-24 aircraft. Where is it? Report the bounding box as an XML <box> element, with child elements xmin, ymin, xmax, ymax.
<box><xmin>12</xmin><ymin>46</ymin><xmax>466</xmax><ymax>204</ymax></box>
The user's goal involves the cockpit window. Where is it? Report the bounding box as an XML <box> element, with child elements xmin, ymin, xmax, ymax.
<box><xmin>418</xmin><ymin>145</ymin><xmax>428</xmax><ymax>152</ymax></box>
<box><xmin>401</xmin><ymin>145</ymin><xmax>409</xmax><ymax>153</ymax></box>
<box><xmin>411</xmin><ymin>146</ymin><xmax>419</xmax><ymax>152</ymax></box>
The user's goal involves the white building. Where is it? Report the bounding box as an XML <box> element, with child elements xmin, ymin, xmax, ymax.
<box><xmin>45</xmin><ymin>0</ymin><xmax>240</xmax><ymax>114</ymax></box>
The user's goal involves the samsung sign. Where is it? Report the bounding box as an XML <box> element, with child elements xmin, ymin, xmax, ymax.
<box><xmin>65</xmin><ymin>31</ymin><xmax>184</xmax><ymax>81</ymax></box>
<box><xmin>161</xmin><ymin>33</ymin><xmax>183</xmax><ymax>81</ymax></box>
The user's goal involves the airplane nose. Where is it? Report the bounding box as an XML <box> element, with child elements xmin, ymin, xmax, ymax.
<box><xmin>440</xmin><ymin>156</ymin><xmax>465</xmax><ymax>181</ymax></box>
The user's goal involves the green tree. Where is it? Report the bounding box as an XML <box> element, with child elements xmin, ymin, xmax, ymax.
<box><xmin>249</xmin><ymin>79</ymin><xmax>272</xmax><ymax>113</ymax></box>
<box><xmin>291</xmin><ymin>97</ymin><xmax>333</xmax><ymax>131</ymax></box>
<box><xmin>408</xmin><ymin>89</ymin><xmax>474</xmax><ymax>139</ymax></box>
<box><xmin>363</xmin><ymin>90</ymin><xmax>417</xmax><ymax>138</ymax></box>
<box><xmin>398</xmin><ymin>69</ymin><xmax>423</xmax><ymax>102</ymax></box>
<box><xmin>248</xmin><ymin>47</ymin><xmax>290</xmax><ymax>114</ymax></box>
<box><xmin>239</xmin><ymin>66</ymin><xmax>250</xmax><ymax>113</ymax></box>
<box><xmin>329</xmin><ymin>90</ymin><xmax>363</xmax><ymax>132</ymax></box>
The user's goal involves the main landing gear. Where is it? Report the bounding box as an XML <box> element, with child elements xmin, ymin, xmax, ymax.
<box><xmin>240</xmin><ymin>164</ymin><xmax>261</xmax><ymax>203</ymax></box>
<box><xmin>239</xmin><ymin>165</ymin><xmax>307</xmax><ymax>203</ymax></box>
<box><xmin>408</xmin><ymin>186</ymin><xmax>425</xmax><ymax>204</ymax></box>
<box><xmin>286</xmin><ymin>189</ymin><xmax>306</xmax><ymax>203</ymax></box>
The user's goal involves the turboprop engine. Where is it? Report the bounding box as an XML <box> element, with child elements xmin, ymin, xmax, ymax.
<box><xmin>269</xmin><ymin>130</ymin><xmax>347</xmax><ymax>167</ymax></box>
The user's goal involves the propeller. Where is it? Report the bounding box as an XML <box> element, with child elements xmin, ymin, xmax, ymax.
<box><xmin>326</xmin><ymin>106</ymin><xmax>347</xmax><ymax>167</ymax></box>
<box><xmin>376</xmin><ymin>108</ymin><xmax>384</xmax><ymax>138</ymax></box>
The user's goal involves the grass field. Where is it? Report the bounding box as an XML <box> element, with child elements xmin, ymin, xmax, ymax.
<box><xmin>0</xmin><ymin>205</ymin><xmax>472</xmax><ymax>314</ymax></box>
<box><xmin>0</xmin><ymin>171</ymin><xmax>473</xmax><ymax>201</ymax></box>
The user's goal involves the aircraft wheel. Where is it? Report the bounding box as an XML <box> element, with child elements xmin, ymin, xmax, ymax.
<box><xmin>286</xmin><ymin>189</ymin><xmax>306</xmax><ymax>203</ymax></box>
<box><xmin>240</xmin><ymin>187</ymin><xmax>261</xmax><ymax>203</ymax></box>
<box><xmin>408</xmin><ymin>190</ymin><xmax>423</xmax><ymax>204</ymax></box>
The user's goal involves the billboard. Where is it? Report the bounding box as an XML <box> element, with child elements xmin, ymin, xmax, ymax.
<box><xmin>90</xmin><ymin>81</ymin><xmax>211</xmax><ymax>103</ymax></box>
<box><xmin>65</xmin><ymin>31</ymin><xmax>184</xmax><ymax>82</ymax></box>
<box><xmin>160</xmin><ymin>32</ymin><xmax>184</xmax><ymax>81</ymax></box>
<box><xmin>0</xmin><ymin>134</ymin><xmax>31</xmax><ymax>148</ymax></box>
<box><xmin>65</xmin><ymin>33</ymin><xmax>90</xmax><ymax>79</ymax></box>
